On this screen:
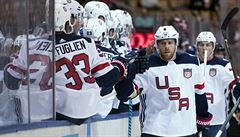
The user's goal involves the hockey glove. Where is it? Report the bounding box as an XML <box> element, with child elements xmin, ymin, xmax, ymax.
<box><xmin>233</xmin><ymin>82</ymin><xmax>240</xmax><ymax>100</ymax></box>
<box><xmin>115</xmin><ymin>77</ymin><xmax>141</xmax><ymax>102</ymax></box>
<box><xmin>111</xmin><ymin>52</ymin><xmax>138</xmax><ymax>80</ymax></box>
<box><xmin>127</xmin><ymin>56</ymin><xmax>149</xmax><ymax>81</ymax></box>
<box><xmin>124</xmin><ymin>51</ymin><xmax>138</xmax><ymax>64</ymax></box>
<box><xmin>196</xmin><ymin>112</ymin><xmax>213</xmax><ymax>137</ymax></box>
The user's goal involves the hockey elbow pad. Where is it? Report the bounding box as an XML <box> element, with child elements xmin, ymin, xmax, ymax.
<box><xmin>111</xmin><ymin>60</ymin><xmax>126</xmax><ymax>80</ymax></box>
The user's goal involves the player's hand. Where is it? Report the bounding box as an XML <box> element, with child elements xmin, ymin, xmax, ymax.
<box><xmin>111</xmin><ymin>51</ymin><xmax>138</xmax><ymax>80</ymax></box>
<box><xmin>115</xmin><ymin>77</ymin><xmax>135</xmax><ymax>102</ymax></box>
<box><xmin>146</xmin><ymin>40</ymin><xmax>154</xmax><ymax>56</ymax></box>
<box><xmin>126</xmin><ymin>56</ymin><xmax>149</xmax><ymax>81</ymax></box>
<box><xmin>197</xmin><ymin>124</ymin><xmax>210</xmax><ymax>137</ymax></box>
<box><xmin>124</xmin><ymin>51</ymin><xmax>138</xmax><ymax>64</ymax></box>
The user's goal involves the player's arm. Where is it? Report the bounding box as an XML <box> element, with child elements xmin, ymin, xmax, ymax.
<box><xmin>195</xmin><ymin>92</ymin><xmax>213</xmax><ymax>136</ymax></box>
<box><xmin>114</xmin><ymin>55</ymin><xmax>149</xmax><ymax>102</ymax></box>
<box><xmin>229</xmin><ymin>79</ymin><xmax>240</xmax><ymax>103</ymax></box>
<box><xmin>194</xmin><ymin>63</ymin><xmax>213</xmax><ymax>131</ymax></box>
<box><xmin>114</xmin><ymin>77</ymin><xmax>140</xmax><ymax>102</ymax></box>
<box><xmin>4</xmin><ymin>39</ymin><xmax>28</xmax><ymax>90</ymax></box>
<box><xmin>225</xmin><ymin>62</ymin><xmax>240</xmax><ymax>103</ymax></box>
<box><xmin>95</xmin><ymin>65</ymin><xmax>122</xmax><ymax>88</ymax></box>
<box><xmin>195</xmin><ymin>93</ymin><xmax>213</xmax><ymax>125</ymax></box>
<box><xmin>4</xmin><ymin>63</ymin><xmax>23</xmax><ymax>90</ymax></box>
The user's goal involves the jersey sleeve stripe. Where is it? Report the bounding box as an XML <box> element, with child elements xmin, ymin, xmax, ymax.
<box><xmin>91</xmin><ymin>62</ymin><xmax>110</xmax><ymax>75</ymax></box>
<box><xmin>228</xmin><ymin>79</ymin><xmax>237</xmax><ymax>91</ymax></box>
<box><xmin>194</xmin><ymin>83</ymin><xmax>205</xmax><ymax>90</ymax></box>
<box><xmin>5</xmin><ymin>64</ymin><xmax>26</xmax><ymax>75</ymax></box>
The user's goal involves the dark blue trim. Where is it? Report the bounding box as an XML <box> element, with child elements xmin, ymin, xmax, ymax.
<box><xmin>0</xmin><ymin>121</ymin><xmax>72</xmax><ymax>135</ymax></box>
<box><xmin>0</xmin><ymin>111</ymin><xmax>139</xmax><ymax>135</ymax></box>
<box><xmin>207</xmin><ymin>56</ymin><xmax>229</xmax><ymax>66</ymax></box>
<box><xmin>56</xmin><ymin>33</ymin><xmax>92</xmax><ymax>44</ymax></box>
<box><xmin>149</xmin><ymin>52</ymin><xmax>199</xmax><ymax>67</ymax></box>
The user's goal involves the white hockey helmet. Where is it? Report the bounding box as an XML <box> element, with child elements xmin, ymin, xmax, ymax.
<box><xmin>196</xmin><ymin>31</ymin><xmax>216</xmax><ymax>47</ymax></box>
<box><xmin>55</xmin><ymin>4</ymin><xmax>73</xmax><ymax>34</ymax></box>
<box><xmin>107</xmin><ymin>10</ymin><xmax>121</xmax><ymax>39</ymax></box>
<box><xmin>67</xmin><ymin>0</ymin><xmax>84</xmax><ymax>20</ymax></box>
<box><xmin>46</xmin><ymin>0</ymin><xmax>71</xmax><ymax>24</ymax></box>
<box><xmin>1</xmin><ymin>38</ymin><xmax>13</xmax><ymax>56</ymax></box>
<box><xmin>84</xmin><ymin>1</ymin><xmax>110</xmax><ymax>22</ymax></box>
<box><xmin>154</xmin><ymin>25</ymin><xmax>179</xmax><ymax>47</ymax></box>
<box><xmin>83</xmin><ymin>18</ymin><xmax>107</xmax><ymax>44</ymax></box>
<box><xmin>3</xmin><ymin>38</ymin><xmax>14</xmax><ymax>47</ymax></box>
<box><xmin>55</xmin><ymin>0</ymin><xmax>71</xmax><ymax>5</ymax></box>
<box><xmin>111</xmin><ymin>9</ymin><xmax>133</xmax><ymax>38</ymax></box>
<box><xmin>14</xmin><ymin>35</ymin><xmax>27</xmax><ymax>47</ymax></box>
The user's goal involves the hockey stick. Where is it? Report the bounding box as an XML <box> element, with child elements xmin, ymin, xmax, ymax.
<box><xmin>128</xmin><ymin>99</ymin><xmax>133</xmax><ymax>137</ymax></box>
<box><xmin>221</xmin><ymin>7</ymin><xmax>239</xmax><ymax>79</ymax></box>
<box><xmin>215</xmin><ymin>7</ymin><xmax>239</xmax><ymax>137</ymax></box>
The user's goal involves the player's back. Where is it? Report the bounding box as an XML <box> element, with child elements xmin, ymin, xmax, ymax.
<box><xmin>55</xmin><ymin>34</ymin><xmax>113</xmax><ymax>118</ymax></box>
<box><xmin>5</xmin><ymin>37</ymin><xmax>53</xmax><ymax>122</ymax></box>
<box><xmin>0</xmin><ymin>55</ymin><xmax>17</xmax><ymax>126</ymax></box>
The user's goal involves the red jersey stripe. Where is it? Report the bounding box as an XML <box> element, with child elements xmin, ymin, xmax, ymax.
<box><xmin>91</xmin><ymin>62</ymin><xmax>110</xmax><ymax>74</ymax></box>
<box><xmin>195</xmin><ymin>83</ymin><xmax>205</xmax><ymax>90</ymax></box>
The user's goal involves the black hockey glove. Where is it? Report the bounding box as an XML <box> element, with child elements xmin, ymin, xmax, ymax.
<box><xmin>115</xmin><ymin>77</ymin><xmax>134</xmax><ymax>102</ymax></box>
<box><xmin>111</xmin><ymin>51</ymin><xmax>138</xmax><ymax>80</ymax></box>
<box><xmin>197</xmin><ymin>125</ymin><xmax>210</xmax><ymax>137</ymax></box>
<box><xmin>233</xmin><ymin>82</ymin><xmax>240</xmax><ymax>100</ymax></box>
<box><xmin>126</xmin><ymin>56</ymin><xmax>149</xmax><ymax>81</ymax></box>
<box><xmin>124</xmin><ymin>51</ymin><xmax>138</xmax><ymax>64</ymax></box>
<box><xmin>196</xmin><ymin>112</ymin><xmax>213</xmax><ymax>137</ymax></box>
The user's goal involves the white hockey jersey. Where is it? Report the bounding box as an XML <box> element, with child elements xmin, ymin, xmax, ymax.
<box><xmin>55</xmin><ymin>35</ymin><xmax>114</xmax><ymax>119</ymax></box>
<box><xmin>0</xmin><ymin>55</ymin><xmax>22</xmax><ymax>126</ymax></box>
<box><xmin>202</xmin><ymin>57</ymin><xmax>234</xmax><ymax>126</ymax></box>
<box><xmin>136</xmin><ymin>53</ymin><xmax>205</xmax><ymax>136</ymax></box>
<box><xmin>6</xmin><ymin>38</ymin><xmax>53</xmax><ymax>122</ymax></box>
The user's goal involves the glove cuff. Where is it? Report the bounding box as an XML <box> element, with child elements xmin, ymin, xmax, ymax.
<box><xmin>111</xmin><ymin>60</ymin><xmax>126</xmax><ymax>80</ymax></box>
<box><xmin>197</xmin><ymin>113</ymin><xmax>213</xmax><ymax>126</ymax></box>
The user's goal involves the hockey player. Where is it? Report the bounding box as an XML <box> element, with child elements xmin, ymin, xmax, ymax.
<box><xmin>195</xmin><ymin>31</ymin><xmax>240</xmax><ymax>137</ymax></box>
<box><xmin>0</xmin><ymin>37</ymin><xmax>17</xmax><ymax>126</ymax></box>
<box><xmin>3</xmin><ymin>1</ymin><xmax>126</xmax><ymax>125</ymax></box>
<box><xmin>110</xmin><ymin>9</ymin><xmax>134</xmax><ymax>55</ymax></box>
<box><xmin>115</xmin><ymin>25</ymin><xmax>213</xmax><ymax>137</ymax></box>
<box><xmin>4</xmin><ymin>35</ymin><xmax>53</xmax><ymax>123</ymax></box>
<box><xmin>213</xmin><ymin>42</ymin><xmax>226</xmax><ymax>58</ymax></box>
<box><xmin>82</xmin><ymin>17</ymin><xmax>136</xmax><ymax>117</ymax></box>
<box><xmin>54</xmin><ymin>3</ymin><xmax>126</xmax><ymax>125</ymax></box>
<box><xmin>67</xmin><ymin>0</ymin><xmax>84</xmax><ymax>35</ymax></box>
